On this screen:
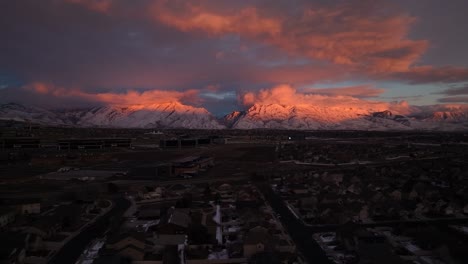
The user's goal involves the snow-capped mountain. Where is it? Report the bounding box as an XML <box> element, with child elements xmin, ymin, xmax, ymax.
<box><xmin>1</xmin><ymin>102</ymin><xmax>468</xmax><ymax>130</ymax></box>
<box><xmin>74</xmin><ymin>102</ymin><xmax>224</xmax><ymax>129</ymax></box>
<box><xmin>0</xmin><ymin>102</ymin><xmax>224</xmax><ymax>129</ymax></box>
<box><xmin>0</xmin><ymin>103</ymin><xmax>74</xmax><ymax>125</ymax></box>
<box><xmin>221</xmin><ymin>111</ymin><xmax>244</xmax><ymax>127</ymax></box>
<box><xmin>223</xmin><ymin>103</ymin><xmax>468</xmax><ymax>131</ymax></box>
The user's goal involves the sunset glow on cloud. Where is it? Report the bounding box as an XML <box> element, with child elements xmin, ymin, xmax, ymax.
<box><xmin>21</xmin><ymin>83</ymin><xmax>201</xmax><ymax>108</ymax></box>
<box><xmin>151</xmin><ymin>1</ymin><xmax>428</xmax><ymax>73</ymax></box>
<box><xmin>1</xmin><ymin>0</ymin><xmax>468</xmax><ymax>115</ymax></box>
<box><xmin>240</xmin><ymin>85</ymin><xmax>410</xmax><ymax>114</ymax></box>
<box><xmin>305</xmin><ymin>85</ymin><xmax>385</xmax><ymax>98</ymax></box>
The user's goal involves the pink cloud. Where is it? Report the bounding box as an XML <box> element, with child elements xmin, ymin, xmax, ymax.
<box><xmin>304</xmin><ymin>85</ymin><xmax>385</xmax><ymax>98</ymax></box>
<box><xmin>47</xmin><ymin>1</ymin><xmax>468</xmax><ymax>84</ymax></box>
<box><xmin>21</xmin><ymin>82</ymin><xmax>201</xmax><ymax>108</ymax></box>
<box><xmin>240</xmin><ymin>84</ymin><xmax>411</xmax><ymax>114</ymax></box>
<box><xmin>150</xmin><ymin>1</ymin><xmax>427</xmax><ymax>74</ymax></box>
<box><xmin>152</xmin><ymin>3</ymin><xmax>282</xmax><ymax>37</ymax></box>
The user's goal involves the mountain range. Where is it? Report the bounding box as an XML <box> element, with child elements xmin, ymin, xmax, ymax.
<box><xmin>1</xmin><ymin>102</ymin><xmax>468</xmax><ymax>131</ymax></box>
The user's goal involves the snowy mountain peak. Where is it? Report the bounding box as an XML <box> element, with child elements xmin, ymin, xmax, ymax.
<box><xmin>224</xmin><ymin>103</ymin><xmax>468</xmax><ymax>131</ymax></box>
<box><xmin>222</xmin><ymin>111</ymin><xmax>245</xmax><ymax>127</ymax></box>
<box><xmin>1</xmin><ymin>102</ymin><xmax>468</xmax><ymax>130</ymax></box>
<box><xmin>0</xmin><ymin>102</ymin><xmax>224</xmax><ymax>129</ymax></box>
<box><xmin>372</xmin><ymin>110</ymin><xmax>393</xmax><ymax>118</ymax></box>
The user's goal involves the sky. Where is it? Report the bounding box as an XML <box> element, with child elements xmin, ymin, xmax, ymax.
<box><xmin>1</xmin><ymin>0</ymin><xmax>468</xmax><ymax>116</ymax></box>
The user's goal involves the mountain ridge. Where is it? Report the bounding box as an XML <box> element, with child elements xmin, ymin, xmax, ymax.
<box><xmin>1</xmin><ymin>102</ymin><xmax>468</xmax><ymax>130</ymax></box>
<box><xmin>0</xmin><ymin>102</ymin><xmax>224</xmax><ymax>129</ymax></box>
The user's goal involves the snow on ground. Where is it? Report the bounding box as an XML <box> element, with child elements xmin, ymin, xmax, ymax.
<box><xmin>212</xmin><ymin>204</ymin><xmax>223</xmax><ymax>245</ymax></box>
<box><xmin>208</xmin><ymin>249</ymin><xmax>229</xmax><ymax>260</ymax></box>
<box><xmin>75</xmin><ymin>239</ymin><xmax>105</xmax><ymax>264</ymax></box>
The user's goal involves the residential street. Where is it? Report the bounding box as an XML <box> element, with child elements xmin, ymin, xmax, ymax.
<box><xmin>49</xmin><ymin>197</ymin><xmax>130</xmax><ymax>264</ymax></box>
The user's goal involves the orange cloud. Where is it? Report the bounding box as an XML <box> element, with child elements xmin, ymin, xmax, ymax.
<box><xmin>41</xmin><ymin>1</ymin><xmax>468</xmax><ymax>85</ymax></box>
<box><xmin>152</xmin><ymin>3</ymin><xmax>281</xmax><ymax>37</ymax></box>
<box><xmin>55</xmin><ymin>0</ymin><xmax>468</xmax><ymax>84</ymax></box>
<box><xmin>305</xmin><ymin>85</ymin><xmax>385</xmax><ymax>98</ymax></box>
<box><xmin>25</xmin><ymin>82</ymin><xmax>51</xmax><ymax>94</ymax></box>
<box><xmin>150</xmin><ymin>1</ymin><xmax>427</xmax><ymax>73</ymax></box>
<box><xmin>240</xmin><ymin>84</ymin><xmax>410</xmax><ymax>114</ymax></box>
<box><xmin>22</xmin><ymin>82</ymin><xmax>200</xmax><ymax>108</ymax></box>
<box><xmin>24</xmin><ymin>82</ymin><xmax>73</xmax><ymax>97</ymax></box>
<box><xmin>89</xmin><ymin>89</ymin><xmax>200</xmax><ymax>107</ymax></box>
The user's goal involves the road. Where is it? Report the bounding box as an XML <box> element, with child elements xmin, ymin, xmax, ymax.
<box><xmin>111</xmin><ymin>174</ymin><xmax>249</xmax><ymax>187</ymax></box>
<box><xmin>49</xmin><ymin>196</ymin><xmax>130</xmax><ymax>264</ymax></box>
<box><xmin>256</xmin><ymin>183</ymin><xmax>332</xmax><ymax>264</ymax></box>
<box><xmin>305</xmin><ymin>216</ymin><xmax>468</xmax><ymax>232</ymax></box>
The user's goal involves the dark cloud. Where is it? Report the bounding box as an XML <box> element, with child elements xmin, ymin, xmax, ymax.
<box><xmin>383</xmin><ymin>95</ymin><xmax>423</xmax><ymax>101</ymax></box>
<box><xmin>391</xmin><ymin>67</ymin><xmax>468</xmax><ymax>84</ymax></box>
<box><xmin>1</xmin><ymin>0</ymin><xmax>468</xmax><ymax>113</ymax></box>
<box><xmin>438</xmin><ymin>96</ymin><xmax>468</xmax><ymax>103</ymax></box>
<box><xmin>304</xmin><ymin>85</ymin><xmax>384</xmax><ymax>98</ymax></box>
<box><xmin>436</xmin><ymin>85</ymin><xmax>468</xmax><ymax>96</ymax></box>
<box><xmin>149</xmin><ymin>0</ymin><xmax>429</xmax><ymax>73</ymax></box>
<box><xmin>0</xmin><ymin>82</ymin><xmax>202</xmax><ymax>108</ymax></box>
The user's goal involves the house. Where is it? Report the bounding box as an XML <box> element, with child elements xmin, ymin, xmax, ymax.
<box><xmin>3</xmin><ymin>199</ymin><xmax>41</xmax><ymax>215</ymax></box>
<box><xmin>239</xmin><ymin>209</ymin><xmax>265</xmax><ymax>229</ymax></box>
<box><xmin>322</xmin><ymin>173</ymin><xmax>344</xmax><ymax>186</ymax></box>
<box><xmin>172</xmin><ymin>156</ymin><xmax>214</xmax><ymax>177</ymax></box>
<box><xmin>336</xmin><ymin>221</ymin><xmax>406</xmax><ymax>263</ymax></box>
<box><xmin>154</xmin><ymin>208</ymin><xmax>191</xmax><ymax>235</ymax></box>
<box><xmin>106</xmin><ymin>232</ymin><xmax>148</xmax><ymax>261</ymax></box>
<box><xmin>358</xmin><ymin>205</ymin><xmax>369</xmax><ymax>222</ymax></box>
<box><xmin>0</xmin><ymin>207</ymin><xmax>16</xmax><ymax>228</ymax></box>
<box><xmin>390</xmin><ymin>190</ymin><xmax>402</xmax><ymax>201</ymax></box>
<box><xmin>243</xmin><ymin>226</ymin><xmax>275</xmax><ymax>258</ymax></box>
<box><xmin>19</xmin><ymin>203</ymin><xmax>84</xmax><ymax>238</ymax></box>
<box><xmin>107</xmin><ymin>232</ymin><xmax>146</xmax><ymax>250</ymax></box>
<box><xmin>142</xmin><ymin>186</ymin><xmax>165</xmax><ymax>199</ymax></box>
<box><xmin>16</xmin><ymin>202</ymin><xmax>41</xmax><ymax>215</ymax></box>
<box><xmin>289</xmin><ymin>184</ymin><xmax>309</xmax><ymax>195</ymax></box>
<box><xmin>236</xmin><ymin>186</ymin><xmax>259</xmax><ymax>209</ymax></box>
<box><xmin>358</xmin><ymin>242</ymin><xmax>408</xmax><ymax>264</ymax></box>
<box><xmin>173</xmin><ymin>162</ymin><xmax>199</xmax><ymax>177</ymax></box>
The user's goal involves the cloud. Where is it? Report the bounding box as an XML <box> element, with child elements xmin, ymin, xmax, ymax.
<box><xmin>148</xmin><ymin>0</ymin><xmax>468</xmax><ymax>84</ymax></box>
<box><xmin>64</xmin><ymin>0</ymin><xmax>113</xmax><ymax>13</ymax></box>
<box><xmin>2</xmin><ymin>0</ymin><xmax>468</xmax><ymax>115</ymax></box>
<box><xmin>391</xmin><ymin>66</ymin><xmax>468</xmax><ymax>84</ymax></box>
<box><xmin>240</xmin><ymin>84</ymin><xmax>350</xmax><ymax>106</ymax></box>
<box><xmin>152</xmin><ymin>4</ymin><xmax>282</xmax><ymax>37</ymax></box>
<box><xmin>239</xmin><ymin>84</ymin><xmax>410</xmax><ymax>114</ymax></box>
<box><xmin>304</xmin><ymin>85</ymin><xmax>385</xmax><ymax>98</ymax></box>
<box><xmin>383</xmin><ymin>95</ymin><xmax>423</xmax><ymax>101</ymax></box>
<box><xmin>437</xmin><ymin>96</ymin><xmax>468</xmax><ymax>103</ymax></box>
<box><xmin>89</xmin><ymin>89</ymin><xmax>200</xmax><ymax>107</ymax></box>
<box><xmin>435</xmin><ymin>85</ymin><xmax>468</xmax><ymax>95</ymax></box>
<box><xmin>150</xmin><ymin>0</ymin><xmax>428</xmax><ymax>74</ymax></box>
<box><xmin>5</xmin><ymin>82</ymin><xmax>201</xmax><ymax>108</ymax></box>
